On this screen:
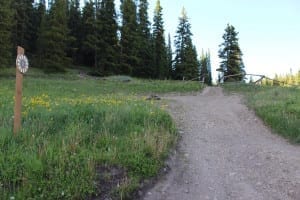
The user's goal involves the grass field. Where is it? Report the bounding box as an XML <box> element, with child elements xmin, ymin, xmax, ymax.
<box><xmin>223</xmin><ymin>83</ymin><xmax>300</xmax><ymax>144</ymax></box>
<box><xmin>0</xmin><ymin>69</ymin><xmax>203</xmax><ymax>199</ymax></box>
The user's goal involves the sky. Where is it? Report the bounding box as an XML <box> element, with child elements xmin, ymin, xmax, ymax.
<box><xmin>80</xmin><ymin>0</ymin><xmax>300</xmax><ymax>80</ymax></box>
<box><xmin>146</xmin><ymin>0</ymin><xmax>300</xmax><ymax>80</ymax></box>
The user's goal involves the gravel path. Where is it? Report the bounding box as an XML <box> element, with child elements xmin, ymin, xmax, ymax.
<box><xmin>143</xmin><ymin>87</ymin><xmax>300</xmax><ymax>200</ymax></box>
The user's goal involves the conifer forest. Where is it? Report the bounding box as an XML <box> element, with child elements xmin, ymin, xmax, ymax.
<box><xmin>0</xmin><ymin>0</ymin><xmax>220</xmax><ymax>83</ymax></box>
<box><xmin>1</xmin><ymin>0</ymin><xmax>255</xmax><ymax>84</ymax></box>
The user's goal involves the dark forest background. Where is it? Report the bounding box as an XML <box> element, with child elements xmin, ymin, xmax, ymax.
<box><xmin>1</xmin><ymin>0</ymin><xmax>215</xmax><ymax>83</ymax></box>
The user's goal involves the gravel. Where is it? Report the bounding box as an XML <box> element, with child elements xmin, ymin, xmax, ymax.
<box><xmin>143</xmin><ymin>87</ymin><xmax>300</xmax><ymax>200</ymax></box>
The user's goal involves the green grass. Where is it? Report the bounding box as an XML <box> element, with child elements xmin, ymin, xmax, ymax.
<box><xmin>0</xmin><ymin>68</ymin><xmax>203</xmax><ymax>199</ymax></box>
<box><xmin>223</xmin><ymin>83</ymin><xmax>300</xmax><ymax>143</ymax></box>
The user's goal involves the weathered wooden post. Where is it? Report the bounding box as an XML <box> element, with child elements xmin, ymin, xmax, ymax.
<box><xmin>13</xmin><ymin>46</ymin><xmax>29</xmax><ymax>135</ymax></box>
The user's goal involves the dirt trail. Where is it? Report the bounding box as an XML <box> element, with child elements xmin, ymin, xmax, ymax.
<box><xmin>143</xmin><ymin>87</ymin><xmax>300</xmax><ymax>200</ymax></box>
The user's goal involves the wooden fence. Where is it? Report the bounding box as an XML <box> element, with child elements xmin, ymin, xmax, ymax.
<box><xmin>221</xmin><ymin>73</ymin><xmax>299</xmax><ymax>87</ymax></box>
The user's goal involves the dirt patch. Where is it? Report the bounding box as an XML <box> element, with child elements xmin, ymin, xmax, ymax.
<box><xmin>88</xmin><ymin>164</ymin><xmax>172</xmax><ymax>200</ymax></box>
<box><xmin>143</xmin><ymin>87</ymin><xmax>300</xmax><ymax>200</ymax></box>
<box><xmin>88</xmin><ymin>165</ymin><xmax>127</xmax><ymax>200</ymax></box>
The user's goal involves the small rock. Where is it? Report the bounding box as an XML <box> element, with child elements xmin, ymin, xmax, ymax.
<box><xmin>184</xmin><ymin>189</ymin><xmax>189</xmax><ymax>193</ymax></box>
<box><xmin>147</xmin><ymin>192</ymin><xmax>152</xmax><ymax>196</ymax></box>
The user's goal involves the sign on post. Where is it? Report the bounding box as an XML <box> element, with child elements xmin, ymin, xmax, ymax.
<box><xmin>16</xmin><ymin>54</ymin><xmax>29</xmax><ymax>74</ymax></box>
<box><xmin>13</xmin><ymin>46</ymin><xmax>29</xmax><ymax>135</ymax></box>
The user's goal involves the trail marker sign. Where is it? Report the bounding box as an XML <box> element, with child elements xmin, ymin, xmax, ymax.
<box><xmin>13</xmin><ymin>46</ymin><xmax>29</xmax><ymax>135</ymax></box>
<box><xmin>16</xmin><ymin>54</ymin><xmax>29</xmax><ymax>74</ymax></box>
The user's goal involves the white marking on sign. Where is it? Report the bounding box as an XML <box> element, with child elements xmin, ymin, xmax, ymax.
<box><xmin>16</xmin><ymin>54</ymin><xmax>29</xmax><ymax>74</ymax></box>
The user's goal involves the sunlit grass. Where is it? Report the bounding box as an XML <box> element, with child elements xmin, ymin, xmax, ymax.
<box><xmin>0</xmin><ymin>73</ymin><xmax>202</xmax><ymax>199</ymax></box>
<box><xmin>223</xmin><ymin>83</ymin><xmax>300</xmax><ymax>143</ymax></box>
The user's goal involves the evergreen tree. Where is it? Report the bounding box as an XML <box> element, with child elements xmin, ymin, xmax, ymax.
<box><xmin>0</xmin><ymin>0</ymin><xmax>13</xmax><ymax>67</ymax></box>
<box><xmin>174</xmin><ymin>8</ymin><xmax>199</xmax><ymax>80</ymax></box>
<box><xmin>136</xmin><ymin>0</ymin><xmax>153</xmax><ymax>77</ymax></box>
<box><xmin>166</xmin><ymin>33</ymin><xmax>173</xmax><ymax>79</ymax></box>
<box><xmin>80</xmin><ymin>0</ymin><xmax>96</xmax><ymax>67</ymax></box>
<box><xmin>30</xmin><ymin>1</ymin><xmax>46</xmax><ymax>64</ymax></box>
<box><xmin>120</xmin><ymin>0</ymin><xmax>139</xmax><ymax>75</ymax></box>
<box><xmin>199</xmin><ymin>50</ymin><xmax>212</xmax><ymax>85</ymax></box>
<box><xmin>206</xmin><ymin>51</ymin><xmax>212</xmax><ymax>85</ymax></box>
<box><xmin>152</xmin><ymin>0</ymin><xmax>168</xmax><ymax>79</ymax></box>
<box><xmin>96</xmin><ymin>0</ymin><xmax>119</xmax><ymax>75</ymax></box>
<box><xmin>217</xmin><ymin>73</ymin><xmax>222</xmax><ymax>84</ymax></box>
<box><xmin>35</xmin><ymin>0</ymin><xmax>47</xmax><ymax>68</ymax></box>
<box><xmin>67</xmin><ymin>0</ymin><xmax>82</xmax><ymax>65</ymax></box>
<box><xmin>185</xmin><ymin>44</ymin><xmax>199</xmax><ymax>80</ymax></box>
<box><xmin>12</xmin><ymin>0</ymin><xmax>35</xmax><ymax>58</ymax></box>
<box><xmin>37</xmin><ymin>0</ymin><xmax>70</xmax><ymax>72</ymax></box>
<box><xmin>218</xmin><ymin>24</ymin><xmax>245</xmax><ymax>82</ymax></box>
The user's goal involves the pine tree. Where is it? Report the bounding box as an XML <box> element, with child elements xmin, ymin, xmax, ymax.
<box><xmin>166</xmin><ymin>33</ymin><xmax>173</xmax><ymax>79</ymax></box>
<box><xmin>12</xmin><ymin>0</ymin><xmax>35</xmax><ymax>58</ymax></box>
<box><xmin>37</xmin><ymin>0</ymin><xmax>70</xmax><ymax>72</ymax></box>
<box><xmin>174</xmin><ymin>8</ymin><xmax>199</xmax><ymax>80</ymax></box>
<box><xmin>199</xmin><ymin>50</ymin><xmax>212</xmax><ymax>85</ymax></box>
<box><xmin>30</xmin><ymin>1</ymin><xmax>46</xmax><ymax>64</ymax></box>
<box><xmin>152</xmin><ymin>0</ymin><xmax>168</xmax><ymax>79</ymax></box>
<box><xmin>67</xmin><ymin>0</ymin><xmax>82</xmax><ymax>65</ymax></box>
<box><xmin>136</xmin><ymin>0</ymin><xmax>153</xmax><ymax>77</ymax></box>
<box><xmin>80</xmin><ymin>0</ymin><xmax>96</xmax><ymax>67</ymax></box>
<box><xmin>96</xmin><ymin>0</ymin><xmax>119</xmax><ymax>75</ymax></box>
<box><xmin>206</xmin><ymin>52</ymin><xmax>212</xmax><ymax>85</ymax></box>
<box><xmin>35</xmin><ymin>0</ymin><xmax>47</xmax><ymax>68</ymax></box>
<box><xmin>120</xmin><ymin>0</ymin><xmax>139</xmax><ymax>75</ymax></box>
<box><xmin>218</xmin><ymin>24</ymin><xmax>245</xmax><ymax>82</ymax></box>
<box><xmin>0</xmin><ymin>0</ymin><xmax>13</xmax><ymax>67</ymax></box>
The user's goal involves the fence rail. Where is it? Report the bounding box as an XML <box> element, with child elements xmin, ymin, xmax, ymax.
<box><xmin>221</xmin><ymin>73</ymin><xmax>299</xmax><ymax>87</ymax></box>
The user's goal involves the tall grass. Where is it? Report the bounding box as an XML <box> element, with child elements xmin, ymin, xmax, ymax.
<box><xmin>223</xmin><ymin>83</ymin><xmax>300</xmax><ymax>143</ymax></box>
<box><xmin>0</xmin><ymin>74</ymin><xmax>202</xmax><ymax>199</ymax></box>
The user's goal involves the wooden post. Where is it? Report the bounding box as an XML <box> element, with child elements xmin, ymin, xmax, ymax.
<box><xmin>13</xmin><ymin>46</ymin><xmax>24</xmax><ymax>135</ymax></box>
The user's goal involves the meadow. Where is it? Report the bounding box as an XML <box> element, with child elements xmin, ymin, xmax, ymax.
<box><xmin>0</xmin><ymin>70</ymin><xmax>203</xmax><ymax>199</ymax></box>
<box><xmin>223</xmin><ymin>83</ymin><xmax>300</xmax><ymax>144</ymax></box>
